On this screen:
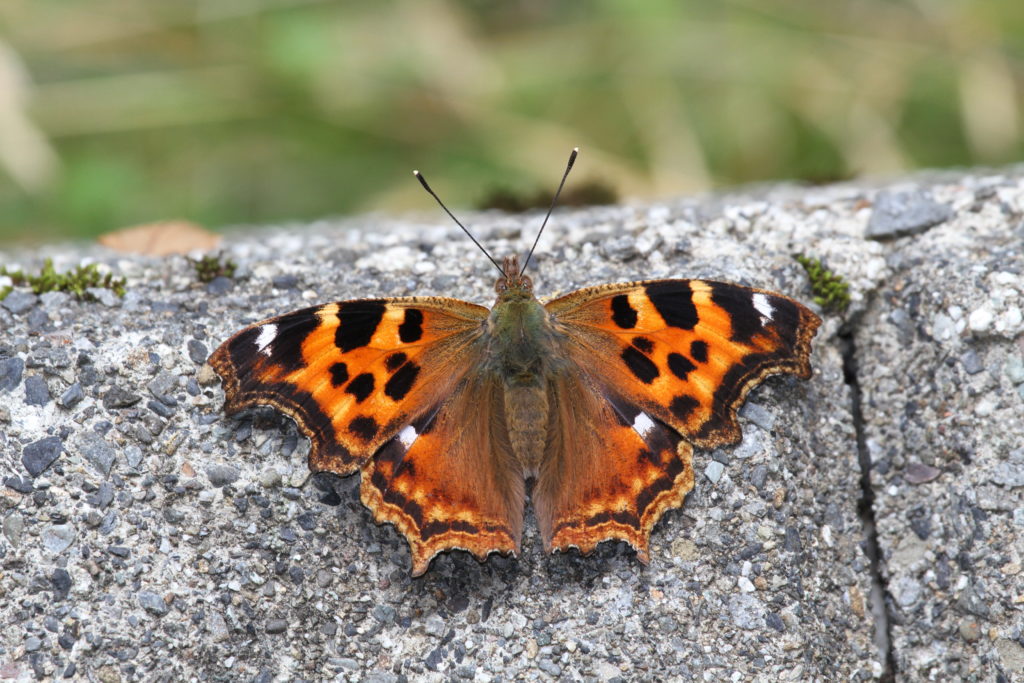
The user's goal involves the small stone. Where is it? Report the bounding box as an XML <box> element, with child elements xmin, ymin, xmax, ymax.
<box><xmin>24</xmin><ymin>374</ymin><xmax>50</xmax><ymax>406</ymax></box>
<box><xmin>749</xmin><ymin>464</ymin><xmax>769</xmax><ymax>490</ymax></box>
<box><xmin>932</xmin><ymin>313</ymin><xmax>956</xmax><ymax>341</ymax></box>
<box><xmin>265</xmin><ymin>618</ymin><xmax>288</xmax><ymax>634</ymax></box>
<box><xmin>57</xmin><ymin>383</ymin><xmax>85</xmax><ymax>408</ymax></box>
<box><xmin>260</xmin><ymin>469</ymin><xmax>282</xmax><ymax>488</ymax></box>
<box><xmin>905</xmin><ymin>462</ymin><xmax>942</xmax><ymax>485</ymax></box>
<box><xmin>960</xmin><ymin>349</ymin><xmax>983</xmax><ymax>375</ymax></box>
<box><xmin>991</xmin><ymin>461</ymin><xmax>1024</xmax><ymax>488</ymax></box>
<box><xmin>372</xmin><ymin>605</ymin><xmax>396</xmax><ymax>623</ymax></box>
<box><xmin>0</xmin><ymin>289</ymin><xmax>38</xmax><ymax>314</ymax></box>
<box><xmin>4</xmin><ymin>475</ymin><xmax>32</xmax><ymax>493</ymax></box>
<box><xmin>0</xmin><ymin>356</ymin><xmax>24</xmax><ymax>392</ymax></box>
<box><xmin>705</xmin><ymin>461</ymin><xmax>725</xmax><ymax>484</ymax></box>
<box><xmin>138</xmin><ymin>590</ymin><xmax>169</xmax><ymax>616</ymax></box>
<box><xmin>42</xmin><ymin>524</ymin><xmax>76</xmax><ymax>553</ymax></box>
<box><xmin>124</xmin><ymin>445</ymin><xmax>144</xmax><ymax>470</ymax></box>
<box><xmin>959</xmin><ymin>618</ymin><xmax>981</xmax><ymax>642</ymax></box>
<box><xmin>102</xmin><ymin>385</ymin><xmax>141</xmax><ymax>409</ymax></box>
<box><xmin>957</xmin><ymin>581</ymin><xmax>990</xmax><ymax>617</ymax></box>
<box><xmin>1005</xmin><ymin>356</ymin><xmax>1024</xmax><ymax>385</ymax></box>
<box><xmin>147</xmin><ymin>371</ymin><xmax>178</xmax><ymax>402</ymax></box>
<box><xmin>974</xmin><ymin>398</ymin><xmax>996</xmax><ymax>417</ymax></box>
<box><xmin>893</xmin><ymin>576</ymin><xmax>922</xmax><ymax>608</ymax></box>
<box><xmin>73</xmin><ymin>431</ymin><xmax>116</xmax><ymax>476</ymax></box>
<box><xmin>206</xmin><ymin>276</ymin><xmax>234</xmax><ymax>295</ymax></box>
<box><xmin>739</xmin><ymin>402</ymin><xmax>775</xmax><ymax>432</ymax></box>
<box><xmin>51</xmin><ymin>568</ymin><xmax>72</xmax><ymax>599</ymax></box>
<box><xmin>423</xmin><ymin>615</ymin><xmax>445</xmax><ymax>637</ymax></box>
<box><xmin>206</xmin><ymin>464</ymin><xmax>239</xmax><ymax>487</ymax></box>
<box><xmin>866</xmin><ymin>190</ymin><xmax>952</xmax><ymax>239</ymax></box>
<box><xmin>737</xmin><ymin>577</ymin><xmax>756</xmax><ymax>593</ymax></box>
<box><xmin>86</xmin><ymin>287</ymin><xmax>120</xmax><ymax>307</ymax></box>
<box><xmin>728</xmin><ymin>593</ymin><xmax>765</xmax><ymax>630</ymax></box>
<box><xmin>22</xmin><ymin>436</ymin><xmax>63</xmax><ymax>476</ymax></box>
<box><xmin>2</xmin><ymin>512</ymin><xmax>24</xmax><ymax>546</ymax></box>
<box><xmin>272</xmin><ymin>274</ymin><xmax>298</xmax><ymax>289</ymax></box>
<box><xmin>968</xmin><ymin>307</ymin><xmax>994</xmax><ymax>333</ymax></box>
<box><xmin>538</xmin><ymin>660</ymin><xmax>562</xmax><ymax>677</ymax></box>
<box><xmin>187</xmin><ymin>339</ymin><xmax>208</xmax><ymax>365</ymax></box>
<box><xmin>24</xmin><ymin>636</ymin><xmax>42</xmax><ymax>652</ymax></box>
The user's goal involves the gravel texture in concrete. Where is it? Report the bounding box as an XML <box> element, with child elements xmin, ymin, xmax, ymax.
<box><xmin>2</xmin><ymin>168</ymin><xmax>1021</xmax><ymax>681</ymax></box>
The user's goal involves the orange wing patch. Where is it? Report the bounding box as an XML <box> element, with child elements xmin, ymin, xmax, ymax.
<box><xmin>209</xmin><ymin>297</ymin><xmax>488</xmax><ymax>475</ymax></box>
<box><xmin>359</xmin><ymin>378</ymin><xmax>525</xmax><ymax>575</ymax></box>
<box><xmin>547</xmin><ymin>279</ymin><xmax>821</xmax><ymax>449</ymax></box>
<box><xmin>534</xmin><ymin>379</ymin><xmax>695</xmax><ymax>560</ymax></box>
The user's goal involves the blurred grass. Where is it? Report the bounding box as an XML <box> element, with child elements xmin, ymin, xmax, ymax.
<box><xmin>0</xmin><ymin>0</ymin><xmax>1022</xmax><ymax>245</ymax></box>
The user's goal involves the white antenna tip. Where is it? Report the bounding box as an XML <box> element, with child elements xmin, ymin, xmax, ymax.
<box><xmin>573</xmin><ymin>147</ymin><xmax>580</xmax><ymax>152</ymax></box>
<box><xmin>413</xmin><ymin>170</ymin><xmax>420</xmax><ymax>176</ymax></box>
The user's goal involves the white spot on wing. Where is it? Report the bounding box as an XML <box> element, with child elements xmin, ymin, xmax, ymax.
<box><xmin>752</xmin><ymin>293</ymin><xmax>774</xmax><ymax>321</ymax></box>
<box><xmin>632</xmin><ymin>412</ymin><xmax>655</xmax><ymax>438</ymax></box>
<box><xmin>255</xmin><ymin>324</ymin><xmax>277</xmax><ymax>356</ymax></box>
<box><xmin>398</xmin><ymin>425</ymin><xmax>418</xmax><ymax>449</ymax></box>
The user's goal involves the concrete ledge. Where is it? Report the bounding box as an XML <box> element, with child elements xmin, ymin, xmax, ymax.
<box><xmin>1</xmin><ymin>168</ymin><xmax>1022</xmax><ymax>680</ymax></box>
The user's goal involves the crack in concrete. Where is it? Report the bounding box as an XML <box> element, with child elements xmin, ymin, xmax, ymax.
<box><xmin>840</xmin><ymin>329</ymin><xmax>897</xmax><ymax>681</ymax></box>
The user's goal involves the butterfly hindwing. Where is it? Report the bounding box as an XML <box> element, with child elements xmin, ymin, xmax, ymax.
<box><xmin>533</xmin><ymin>375</ymin><xmax>696</xmax><ymax>559</ymax></box>
<box><xmin>209</xmin><ymin>296</ymin><xmax>489</xmax><ymax>475</ymax></box>
<box><xmin>546</xmin><ymin>279</ymin><xmax>822</xmax><ymax>449</ymax></box>
<box><xmin>359</xmin><ymin>375</ymin><xmax>525</xmax><ymax>575</ymax></box>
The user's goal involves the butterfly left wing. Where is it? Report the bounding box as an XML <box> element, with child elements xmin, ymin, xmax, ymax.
<box><xmin>208</xmin><ymin>297</ymin><xmax>490</xmax><ymax>475</ymax></box>
<box><xmin>535</xmin><ymin>278</ymin><xmax>821</xmax><ymax>558</ymax></box>
<box><xmin>211</xmin><ymin>296</ymin><xmax>532</xmax><ymax>573</ymax></box>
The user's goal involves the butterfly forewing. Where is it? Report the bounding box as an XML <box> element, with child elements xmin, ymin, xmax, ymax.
<box><xmin>209</xmin><ymin>297</ymin><xmax>489</xmax><ymax>475</ymax></box>
<box><xmin>545</xmin><ymin>279</ymin><xmax>822</xmax><ymax>449</ymax></box>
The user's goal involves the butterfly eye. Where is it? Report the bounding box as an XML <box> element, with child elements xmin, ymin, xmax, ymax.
<box><xmin>495</xmin><ymin>279</ymin><xmax>508</xmax><ymax>294</ymax></box>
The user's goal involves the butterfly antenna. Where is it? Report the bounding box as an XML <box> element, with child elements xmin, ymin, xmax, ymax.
<box><xmin>520</xmin><ymin>147</ymin><xmax>578</xmax><ymax>276</ymax></box>
<box><xmin>414</xmin><ymin>170</ymin><xmax>503</xmax><ymax>276</ymax></box>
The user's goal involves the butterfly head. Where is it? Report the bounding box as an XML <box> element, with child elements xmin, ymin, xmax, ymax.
<box><xmin>495</xmin><ymin>254</ymin><xmax>533</xmax><ymax>298</ymax></box>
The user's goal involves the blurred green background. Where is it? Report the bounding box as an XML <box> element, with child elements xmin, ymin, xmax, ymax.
<box><xmin>1</xmin><ymin>0</ymin><xmax>1023</xmax><ymax>245</ymax></box>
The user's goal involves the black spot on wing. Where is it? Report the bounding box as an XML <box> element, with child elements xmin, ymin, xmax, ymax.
<box><xmin>621</xmin><ymin>346</ymin><xmax>660</xmax><ymax>384</ymax></box>
<box><xmin>336</xmin><ymin>300</ymin><xmax>386</xmax><ymax>352</ymax></box>
<box><xmin>227</xmin><ymin>327</ymin><xmax>262</xmax><ymax>370</ymax></box>
<box><xmin>646</xmin><ymin>281</ymin><xmax>698</xmax><ymax>330</ymax></box>
<box><xmin>385</xmin><ymin>352</ymin><xmax>408</xmax><ymax>372</ymax></box>
<box><xmin>767</xmin><ymin>295</ymin><xmax>801</xmax><ymax>348</ymax></box>
<box><xmin>384</xmin><ymin>362</ymin><xmax>420</xmax><ymax>401</ymax></box>
<box><xmin>346</xmin><ymin>373</ymin><xmax>375</xmax><ymax>403</ymax></box>
<box><xmin>690</xmin><ymin>340</ymin><xmax>708</xmax><ymax>363</ymax></box>
<box><xmin>611</xmin><ymin>295</ymin><xmax>638</xmax><ymax>329</ymax></box>
<box><xmin>709</xmin><ymin>283</ymin><xmax>762</xmax><ymax>343</ymax></box>
<box><xmin>253</xmin><ymin>310</ymin><xmax>320</xmax><ymax>374</ymax></box>
<box><xmin>667</xmin><ymin>353</ymin><xmax>697</xmax><ymax>381</ymax></box>
<box><xmin>349</xmin><ymin>415</ymin><xmax>379</xmax><ymax>441</ymax></box>
<box><xmin>632</xmin><ymin>336</ymin><xmax>654</xmax><ymax>354</ymax></box>
<box><xmin>399</xmin><ymin>309</ymin><xmax>424</xmax><ymax>343</ymax></box>
<box><xmin>329</xmin><ymin>362</ymin><xmax>349</xmax><ymax>387</ymax></box>
<box><xmin>670</xmin><ymin>395</ymin><xmax>699</xmax><ymax>421</ymax></box>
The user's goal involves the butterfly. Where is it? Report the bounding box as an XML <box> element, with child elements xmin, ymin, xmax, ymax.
<box><xmin>208</xmin><ymin>149</ymin><xmax>822</xmax><ymax>576</ymax></box>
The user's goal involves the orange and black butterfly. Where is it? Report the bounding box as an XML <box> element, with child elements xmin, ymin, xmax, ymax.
<box><xmin>209</xmin><ymin>149</ymin><xmax>821</xmax><ymax>575</ymax></box>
